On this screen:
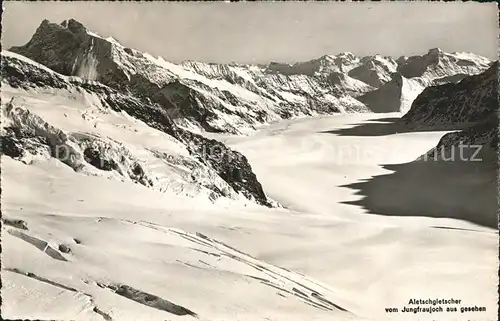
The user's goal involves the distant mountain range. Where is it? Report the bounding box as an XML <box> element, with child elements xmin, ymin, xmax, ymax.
<box><xmin>8</xmin><ymin>19</ymin><xmax>493</xmax><ymax>133</ymax></box>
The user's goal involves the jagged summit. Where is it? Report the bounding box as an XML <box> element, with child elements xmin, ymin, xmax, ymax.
<box><xmin>336</xmin><ymin>51</ymin><xmax>357</xmax><ymax>58</ymax></box>
<box><xmin>397</xmin><ymin>47</ymin><xmax>491</xmax><ymax>79</ymax></box>
<box><xmin>34</xmin><ymin>18</ymin><xmax>88</xmax><ymax>39</ymax></box>
<box><xmin>62</xmin><ymin>18</ymin><xmax>86</xmax><ymax>32</ymax></box>
<box><xmin>427</xmin><ymin>47</ymin><xmax>444</xmax><ymax>55</ymax></box>
<box><xmin>10</xmin><ymin>19</ymin><xmax>106</xmax><ymax>80</ymax></box>
<box><xmin>266</xmin><ymin>52</ymin><xmax>361</xmax><ymax>76</ymax></box>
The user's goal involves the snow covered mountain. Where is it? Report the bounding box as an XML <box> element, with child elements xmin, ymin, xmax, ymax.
<box><xmin>266</xmin><ymin>52</ymin><xmax>361</xmax><ymax>76</ymax></box>
<box><xmin>264</xmin><ymin>48</ymin><xmax>492</xmax><ymax>115</ymax></box>
<box><xmin>1</xmin><ymin>51</ymin><xmax>272</xmax><ymax>207</ymax></box>
<box><xmin>356</xmin><ymin>48</ymin><xmax>493</xmax><ymax>113</ymax></box>
<box><xmin>397</xmin><ymin>48</ymin><xmax>491</xmax><ymax>80</ymax></box>
<box><xmin>325</xmin><ymin>72</ymin><xmax>376</xmax><ymax>97</ymax></box>
<box><xmin>347</xmin><ymin>54</ymin><xmax>398</xmax><ymax>88</ymax></box>
<box><xmin>10</xmin><ymin>19</ymin><xmax>492</xmax><ymax>130</ymax></box>
<box><xmin>2</xmin><ymin>18</ymin><xmax>498</xmax><ymax>321</ymax></box>
<box><xmin>2</xmin><ymin>18</ymin><xmax>494</xmax><ymax>207</ymax></box>
<box><xmin>403</xmin><ymin>61</ymin><xmax>498</xmax><ymax>164</ymax></box>
<box><xmin>402</xmin><ymin>61</ymin><xmax>498</xmax><ymax>127</ymax></box>
<box><xmin>9</xmin><ymin>19</ymin><xmax>368</xmax><ymax>135</ymax></box>
<box><xmin>262</xmin><ymin>48</ymin><xmax>492</xmax><ymax>114</ymax></box>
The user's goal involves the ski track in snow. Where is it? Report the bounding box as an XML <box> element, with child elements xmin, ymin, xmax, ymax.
<box><xmin>2</xmin><ymin>214</ymin><xmax>356</xmax><ymax>320</ymax></box>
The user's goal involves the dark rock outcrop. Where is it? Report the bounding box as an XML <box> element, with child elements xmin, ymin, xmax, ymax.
<box><xmin>178</xmin><ymin>129</ymin><xmax>270</xmax><ymax>206</ymax></box>
<box><xmin>10</xmin><ymin>19</ymin><xmax>130</xmax><ymax>89</ymax></box>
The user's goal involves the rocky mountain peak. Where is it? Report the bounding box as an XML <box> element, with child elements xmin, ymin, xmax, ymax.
<box><xmin>66</xmin><ymin>18</ymin><xmax>87</xmax><ymax>33</ymax></box>
<box><xmin>35</xmin><ymin>18</ymin><xmax>87</xmax><ymax>39</ymax></box>
<box><xmin>336</xmin><ymin>52</ymin><xmax>357</xmax><ymax>59</ymax></box>
<box><xmin>397</xmin><ymin>48</ymin><xmax>491</xmax><ymax>80</ymax></box>
<box><xmin>427</xmin><ymin>47</ymin><xmax>444</xmax><ymax>56</ymax></box>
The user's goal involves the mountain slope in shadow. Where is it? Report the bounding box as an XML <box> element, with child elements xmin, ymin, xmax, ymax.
<box><xmin>319</xmin><ymin>116</ymin><xmax>458</xmax><ymax>137</ymax></box>
<box><xmin>341</xmin><ymin>154</ymin><xmax>497</xmax><ymax>228</ymax></box>
<box><xmin>341</xmin><ymin>63</ymin><xmax>498</xmax><ymax>229</ymax></box>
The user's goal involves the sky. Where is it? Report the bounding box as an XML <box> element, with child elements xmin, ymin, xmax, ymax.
<box><xmin>2</xmin><ymin>2</ymin><xmax>498</xmax><ymax>64</ymax></box>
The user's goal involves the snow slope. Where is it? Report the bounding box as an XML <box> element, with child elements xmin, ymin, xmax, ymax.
<box><xmin>2</xmin><ymin>114</ymin><xmax>497</xmax><ymax>321</ymax></box>
<box><xmin>1</xmin><ymin>17</ymin><xmax>497</xmax><ymax>321</ymax></box>
<box><xmin>1</xmin><ymin>51</ymin><xmax>272</xmax><ymax>206</ymax></box>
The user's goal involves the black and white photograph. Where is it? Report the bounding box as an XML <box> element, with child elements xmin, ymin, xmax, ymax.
<box><xmin>0</xmin><ymin>1</ymin><xmax>498</xmax><ymax>321</ymax></box>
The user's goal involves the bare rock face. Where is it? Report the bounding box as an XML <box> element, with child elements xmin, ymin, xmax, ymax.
<box><xmin>177</xmin><ymin>130</ymin><xmax>270</xmax><ymax>206</ymax></box>
<box><xmin>426</xmin><ymin>117</ymin><xmax>498</xmax><ymax>159</ymax></box>
<box><xmin>11</xmin><ymin>19</ymin><xmax>116</xmax><ymax>81</ymax></box>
